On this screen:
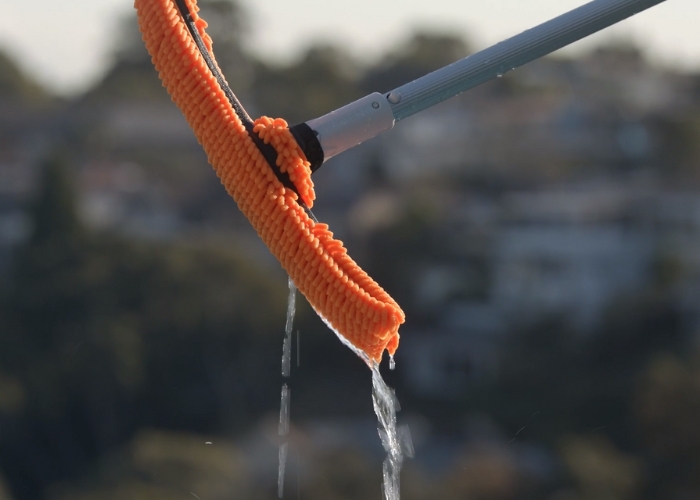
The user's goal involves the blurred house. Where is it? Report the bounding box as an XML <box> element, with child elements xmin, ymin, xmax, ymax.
<box><xmin>654</xmin><ymin>192</ymin><xmax>700</xmax><ymax>332</ymax></box>
<box><xmin>492</xmin><ymin>184</ymin><xmax>655</xmax><ymax>330</ymax></box>
<box><xmin>378</xmin><ymin>46</ymin><xmax>683</xmax><ymax>188</ymax></box>
<box><xmin>78</xmin><ymin>160</ymin><xmax>180</xmax><ymax>239</ymax></box>
<box><xmin>398</xmin><ymin>175</ymin><xmax>700</xmax><ymax>398</ymax></box>
<box><xmin>0</xmin><ymin>101</ymin><xmax>51</xmax><ymax>277</ymax></box>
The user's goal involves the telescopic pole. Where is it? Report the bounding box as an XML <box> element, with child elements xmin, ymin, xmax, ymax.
<box><xmin>301</xmin><ymin>0</ymin><xmax>668</xmax><ymax>163</ymax></box>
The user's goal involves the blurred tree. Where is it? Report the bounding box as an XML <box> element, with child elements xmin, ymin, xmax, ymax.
<box><xmin>28</xmin><ymin>156</ymin><xmax>82</xmax><ymax>245</ymax></box>
<box><xmin>559</xmin><ymin>435</ymin><xmax>642</xmax><ymax>500</ymax></box>
<box><xmin>0</xmin><ymin>49</ymin><xmax>50</xmax><ymax>105</ymax></box>
<box><xmin>441</xmin><ymin>444</ymin><xmax>521</xmax><ymax>500</ymax></box>
<box><xmin>634</xmin><ymin>353</ymin><xmax>700</xmax><ymax>498</ymax></box>
<box><xmin>636</xmin><ymin>354</ymin><xmax>700</xmax><ymax>457</ymax></box>
<box><xmin>111</xmin><ymin>12</ymin><xmax>151</xmax><ymax>65</ymax></box>
<box><xmin>301</xmin><ymin>449</ymin><xmax>379</xmax><ymax>500</ymax></box>
<box><xmin>45</xmin><ymin>430</ymin><xmax>253</xmax><ymax>500</ymax></box>
<box><xmin>82</xmin><ymin>0</ymin><xmax>253</xmax><ymax>104</ymax></box>
<box><xmin>0</xmin><ymin>155</ymin><xmax>287</xmax><ymax>500</ymax></box>
<box><xmin>197</xmin><ymin>0</ymin><xmax>253</xmax><ymax>92</ymax></box>
<box><xmin>361</xmin><ymin>31</ymin><xmax>471</xmax><ymax>94</ymax></box>
<box><xmin>251</xmin><ymin>43</ymin><xmax>363</xmax><ymax>123</ymax></box>
<box><xmin>0</xmin><ymin>474</ymin><xmax>12</xmax><ymax>500</ymax></box>
<box><xmin>651</xmin><ymin>113</ymin><xmax>700</xmax><ymax>182</ymax></box>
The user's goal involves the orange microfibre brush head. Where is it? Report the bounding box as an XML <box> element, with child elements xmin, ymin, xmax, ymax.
<box><xmin>134</xmin><ymin>0</ymin><xmax>404</xmax><ymax>362</ymax></box>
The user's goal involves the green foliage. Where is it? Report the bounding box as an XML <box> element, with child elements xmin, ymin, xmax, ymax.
<box><xmin>250</xmin><ymin>31</ymin><xmax>472</xmax><ymax>122</ymax></box>
<box><xmin>0</xmin><ymin>155</ymin><xmax>286</xmax><ymax>498</ymax></box>
<box><xmin>251</xmin><ymin>44</ymin><xmax>363</xmax><ymax>123</ymax></box>
<box><xmin>559</xmin><ymin>435</ymin><xmax>642</xmax><ymax>500</ymax></box>
<box><xmin>27</xmin><ymin>156</ymin><xmax>83</xmax><ymax>245</ymax></box>
<box><xmin>89</xmin><ymin>0</ymin><xmax>252</xmax><ymax>106</ymax></box>
<box><xmin>633</xmin><ymin>353</ymin><xmax>700</xmax><ymax>497</ymax></box>
<box><xmin>45</xmin><ymin>430</ymin><xmax>253</xmax><ymax>500</ymax></box>
<box><xmin>0</xmin><ymin>475</ymin><xmax>12</xmax><ymax>500</ymax></box>
<box><xmin>0</xmin><ymin>49</ymin><xmax>50</xmax><ymax>105</ymax></box>
<box><xmin>78</xmin><ymin>58</ymin><xmax>168</xmax><ymax>104</ymax></box>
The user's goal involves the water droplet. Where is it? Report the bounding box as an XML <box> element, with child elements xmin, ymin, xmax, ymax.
<box><xmin>389</xmin><ymin>356</ymin><xmax>395</xmax><ymax>370</ymax></box>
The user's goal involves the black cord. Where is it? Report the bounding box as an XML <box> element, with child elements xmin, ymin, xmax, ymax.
<box><xmin>172</xmin><ymin>0</ymin><xmax>301</xmax><ymax>197</ymax></box>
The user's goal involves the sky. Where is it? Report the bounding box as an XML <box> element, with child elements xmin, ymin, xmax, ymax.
<box><xmin>0</xmin><ymin>0</ymin><xmax>697</xmax><ymax>96</ymax></box>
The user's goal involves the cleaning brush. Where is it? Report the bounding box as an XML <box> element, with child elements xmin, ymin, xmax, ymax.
<box><xmin>134</xmin><ymin>0</ymin><xmax>404</xmax><ymax>363</ymax></box>
<box><xmin>135</xmin><ymin>0</ymin><xmax>668</xmax><ymax>363</ymax></box>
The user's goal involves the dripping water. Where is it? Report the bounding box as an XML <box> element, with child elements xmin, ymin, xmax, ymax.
<box><xmin>278</xmin><ymin>384</ymin><xmax>290</xmax><ymax>498</ymax></box>
<box><xmin>277</xmin><ymin>443</ymin><xmax>289</xmax><ymax>498</ymax></box>
<box><xmin>282</xmin><ymin>277</ymin><xmax>296</xmax><ymax>378</ymax></box>
<box><xmin>312</xmin><ymin>309</ymin><xmax>412</xmax><ymax>500</ymax></box>
<box><xmin>279</xmin><ymin>384</ymin><xmax>291</xmax><ymax>436</ymax></box>
<box><xmin>278</xmin><ymin>277</ymin><xmax>296</xmax><ymax>498</ymax></box>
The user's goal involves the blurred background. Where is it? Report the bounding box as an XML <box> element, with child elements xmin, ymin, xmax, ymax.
<box><xmin>1</xmin><ymin>0</ymin><xmax>700</xmax><ymax>499</ymax></box>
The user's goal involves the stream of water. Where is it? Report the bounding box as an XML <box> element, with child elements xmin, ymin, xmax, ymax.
<box><xmin>278</xmin><ymin>277</ymin><xmax>296</xmax><ymax>498</ymax></box>
<box><xmin>314</xmin><ymin>311</ymin><xmax>413</xmax><ymax>500</ymax></box>
<box><xmin>278</xmin><ymin>277</ymin><xmax>412</xmax><ymax>500</ymax></box>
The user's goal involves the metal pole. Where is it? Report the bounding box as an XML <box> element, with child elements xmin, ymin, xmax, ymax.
<box><xmin>303</xmin><ymin>0</ymin><xmax>668</xmax><ymax>163</ymax></box>
<box><xmin>388</xmin><ymin>0</ymin><xmax>667</xmax><ymax>122</ymax></box>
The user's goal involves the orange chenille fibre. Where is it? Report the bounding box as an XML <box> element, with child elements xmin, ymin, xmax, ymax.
<box><xmin>134</xmin><ymin>0</ymin><xmax>404</xmax><ymax>362</ymax></box>
<box><xmin>253</xmin><ymin>116</ymin><xmax>316</xmax><ymax>208</ymax></box>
